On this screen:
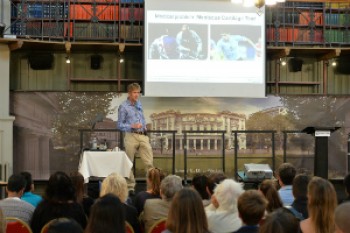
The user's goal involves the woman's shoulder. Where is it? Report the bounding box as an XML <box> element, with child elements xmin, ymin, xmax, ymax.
<box><xmin>300</xmin><ymin>218</ymin><xmax>313</xmax><ymax>233</ymax></box>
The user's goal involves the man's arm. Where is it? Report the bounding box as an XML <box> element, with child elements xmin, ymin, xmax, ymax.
<box><xmin>117</xmin><ymin>104</ymin><xmax>131</xmax><ymax>132</ymax></box>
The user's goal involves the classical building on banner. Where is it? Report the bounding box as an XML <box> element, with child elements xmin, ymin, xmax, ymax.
<box><xmin>149</xmin><ymin>110</ymin><xmax>246</xmax><ymax>152</ymax></box>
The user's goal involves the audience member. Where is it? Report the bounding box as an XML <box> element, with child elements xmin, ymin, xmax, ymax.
<box><xmin>291</xmin><ymin>174</ymin><xmax>309</xmax><ymax>219</ymax></box>
<box><xmin>142</xmin><ymin>175</ymin><xmax>183</xmax><ymax>233</ymax></box>
<box><xmin>134</xmin><ymin>167</ymin><xmax>164</xmax><ymax>215</ymax></box>
<box><xmin>259</xmin><ymin>208</ymin><xmax>300</xmax><ymax>233</ymax></box>
<box><xmin>30</xmin><ymin>171</ymin><xmax>87</xmax><ymax>233</ymax></box>
<box><xmin>0</xmin><ymin>206</ymin><xmax>6</xmax><ymax>233</ymax></box>
<box><xmin>207</xmin><ymin>172</ymin><xmax>227</xmax><ymax>197</ymax></box>
<box><xmin>70</xmin><ymin>171</ymin><xmax>94</xmax><ymax>217</ymax></box>
<box><xmin>234</xmin><ymin>190</ymin><xmax>267</xmax><ymax>233</ymax></box>
<box><xmin>47</xmin><ymin>218</ymin><xmax>83</xmax><ymax>233</ymax></box>
<box><xmin>100</xmin><ymin>173</ymin><xmax>140</xmax><ymax>233</ymax></box>
<box><xmin>342</xmin><ymin>173</ymin><xmax>350</xmax><ymax>202</ymax></box>
<box><xmin>259</xmin><ymin>179</ymin><xmax>283</xmax><ymax>213</ymax></box>
<box><xmin>0</xmin><ymin>174</ymin><xmax>35</xmax><ymax>224</ymax></box>
<box><xmin>276</xmin><ymin>163</ymin><xmax>296</xmax><ymax>205</ymax></box>
<box><xmin>85</xmin><ymin>194</ymin><xmax>125</xmax><ymax>233</ymax></box>
<box><xmin>164</xmin><ymin>188</ymin><xmax>209</xmax><ymax>233</ymax></box>
<box><xmin>300</xmin><ymin>177</ymin><xmax>337</xmax><ymax>233</ymax></box>
<box><xmin>20</xmin><ymin>171</ymin><xmax>43</xmax><ymax>207</ymax></box>
<box><xmin>205</xmin><ymin>178</ymin><xmax>244</xmax><ymax>233</ymax></box>
<box><xmin>334</xmin><ymin>202</ymin><xmax>350</xmax><ymax>233</ymax></box>
<box><xmin>191</xmin><ymin>174</ymin><xmax>211</xmax><ymax>207</ymax></box>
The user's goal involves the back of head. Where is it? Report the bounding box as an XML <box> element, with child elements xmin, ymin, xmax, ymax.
<box><xmin>191</xmin><ymin>174</ymin><xmax>209</xmax><ymax>200</ymax></box>
<box><xmin>213</xmin><ymin>179</ymin><xmax>244</xmax><ymax>211</ymax></box>
<box><xmin>160</xmin><ymin>175</ymin><xmax>183</xmax><ymax>201</ymax></box>
<box><xmin>308</xmin><ymin>177</ymin><xmax>337</xmax><ymax>233</ymax></box>
<box><xmin>238</xmin><ymin>190</ymin><xmax>267</xmax><ymax>225</ymax></box>
<box><xmin>69</xmin><ymin>171</ymin><xmax>85</xmax><ymax>202</ymax></box>
<box><xmin>7</xmin><ymin>174</ymin><xmax>26</xmax><ymax>193</ymax></box>
<box><xmin>207</xmin><ymin>172</ymin><xmax>227</xmax><ymax>195</ymax></box>
<box><xmin>167</xmin><ymin>188</ymin><xmax>208</xmax><ymax>233</ymax></box>
<box><xmin>259</xmin><ymin>208</ymin><xmax>300</xmax><ymax>233</ymax></box>
<box><xmin>343</xmin><ymin>173</ymin><xmax>350</xmax><ymax>196</ymax></box>
<box><xmin>20</xmin><ymin>171</ymin><xmax>33</xmax><ymax>193</ymax></box>
<box><xmin>277</xmin><ymin>163</ymin><xmax>296</xmax><ymax>186</ymax></box>
<box><xmin>292</xmin><ymin>174</ymin><xmax>309</xmax><ymax>198</ymax></box>
<box><xmin>47</xmin><ymin>218</ymin><xmax>83</xmax><ymax>233</ymax></box>
<box><xmin>45</xmin><ymin>171</ymin><xmax>76</xmax><ymax>202</ymax></box>
<box><xmin>100</xmin><ymin>173</ymin><xmax>128</xmax><ymax>203</ymax></box>
<box><xmin>335</xmin><ymin>202</ymin><xmax>350</xmax><ymax>233</ymax></box>
<box><xmin>85</xmin><ymin>194</ymin><xmax>125</xmax><ymax>233</ymax></box>
<box><xmin>147</xmin><ymin>167</ymin><xmax>165</xmax><ymax>196</ymax></box>
<box><xmin>259</xmin><ymin>179</ymin><xmax>283</xmax><ymax>212</ymax></box>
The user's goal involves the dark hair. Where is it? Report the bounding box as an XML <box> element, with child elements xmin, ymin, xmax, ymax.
<box><xmin>45</xmin><ymin>171</ymin><xmax>76</xmax><ymax>202</ymax></box>
<box><xmin>259</xmin><ymin>208</ymin><xmax>300</xmax><ymax>233</ymax></box>
<box><xmin>191</xmin><ymin>174</ymin><xmax>210</xmax><ymax>200</ymax></box>
<box><xmin>166</xmin><ymin>188</ymin><xmax>208</xmax><ymax>233</ymax></box>
<box><xmin>85</xmin><ymin>194</ymin><xmax>126</xmax><ymax>233</ymax></box>
<box><xmin>47</xmin><ymin>218</ymin><xmax>83</xmax><ymax>233</ymax></box>
<box><xmin>69</xmin><ymin>171</ymin><xmax>85</xmax><ymax>203</ymax></box>
<box><xmin>277</xmin><ymin>163</ymin><xmax>296</xmax><ymax>185</ymax></box>
<box><xmin>7</xmin><ymin>174</ymin><xmax>26</xmax><ymax>192</ymax></box>
<box><xmin>238</xmin><ymin>190</ymin><xmax>267</xmax><ymax>225</ymax></box>
<box><xmin>343</xmin><ymin>173</ymin><xmax>350</xmax><ymax>195</ymax></box>
<box><xmin>207</xmin><ymin>172</ymin><xmax>226</xmax><ymax>195</ymax></box>
<box><xmin>259</xmin><ymin>179</ymin><xmax>283</xmax><ymax>212</ymax></box>
<box><xmin>20</xmin><ymin>171</ymin><xmax>33</xmax><ymax>192</ymax></box>
<box><xmin>292</xmin><ymin>174</ymin><xmax>309</xmax><ymax>198</ymax></box>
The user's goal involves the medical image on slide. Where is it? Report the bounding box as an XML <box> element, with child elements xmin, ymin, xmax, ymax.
<box><xmin>148</xmin><ymin>23</ymin><xmax>208</xmax><ymax>60</ymax></box>
<box><xmin>210</xmin><ymin>25</ymin><xmax>262</xmax><ymax>61</ymax></box>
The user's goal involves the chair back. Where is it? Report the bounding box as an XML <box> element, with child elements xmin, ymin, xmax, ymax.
<box><xmin>125</xmin><ymin>221</ymin><xmax>134</xmax><ymax>233</ymax></box>
<box><xmin>148</xmin><ymin>218</ymin><xmax>166</xmax><ymax>233</ymax></box>
<box><xmin>5</xmin><ymin>217</ymin><xmax>33</xmax><ymax>233</ymax></box>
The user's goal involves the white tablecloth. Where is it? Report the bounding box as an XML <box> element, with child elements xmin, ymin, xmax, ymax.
<box><xmin>79</xmin><ymin>151</ymin><xmax>133</xmax><ymax>183</ymax></box>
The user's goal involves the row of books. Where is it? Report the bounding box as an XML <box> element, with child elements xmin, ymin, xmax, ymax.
<box><xmin>65</xmin><ymin>22</ymin><xmax>142</xmax><ymax>40</ymax></box>
<box><xmin>324</xmin><ymin>30</ymin><xmax>350</xmax><ymax>43</ymax></box>
<box><xmin>267</xmin><ymin>28</ymin><xmax>323</xmax><ymax>43</ymax></box>
<box><xmin>324</xmin><ymin>2</ymin><xmax>350</xmax><ymax>9</ymax></box>
<box><xmin>324</xmin><ymin>14</ymin><xmax>350</xmax><ymax>26</ymax></box>
<box><xmin>11</xmin><ymin>3</ymin><xmax>68</xmax><ymax>19</ymax></box>
<box><xmin>11</xmin><ymin>21</ymin><xmax>65</xmax><ymax>36</ymax></box>
<box><xmin>266</xmin><ymin>12</ymin><xmax>323</xmax><ymax>26</ymax></box>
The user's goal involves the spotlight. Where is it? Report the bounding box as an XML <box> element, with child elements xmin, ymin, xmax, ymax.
<box><xmin>65</xmin><ymin>56</ymin><xmax>70</xmax><ymax>64</ymax></box>
<box><xmin>280</xmin><ymin>58</ymin><xmax>287</xmax><ymax>66</ymax></box>
<box><xmin>331</xmin><ymin>61</ymin><xmax>337</xmax><ymax>67</ymax></box>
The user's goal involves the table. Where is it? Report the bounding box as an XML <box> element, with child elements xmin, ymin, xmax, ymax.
<box><xmin>79</xmin><ymin>151</ymin><xmax>133</xmax><ymax>183</ymax></box>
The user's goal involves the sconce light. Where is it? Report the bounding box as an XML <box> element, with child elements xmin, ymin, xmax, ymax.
<box><xmin>331</xmin><ymin>60</ymin><xmax>337</xmax><ymax>67</ymax></box>
<box><xmin>119</xmin><ymin>43</ymin><xmax>125</xmax><ymax>63</ymax></box>
<box><xmin>65</xmin><ymin>56</ymin><xmax>71</xmax><ymax>64</ymax></box>
<box><xmin>279</xmin><ymin>58</ymin><xmax>287</xmax><ymax>66</ymax></box>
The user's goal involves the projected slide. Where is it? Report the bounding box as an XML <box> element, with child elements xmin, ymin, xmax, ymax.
<box><xmin>145</xmin><ymin>0</ymin><xmax>266</xmax><ymax>97</ymax></box>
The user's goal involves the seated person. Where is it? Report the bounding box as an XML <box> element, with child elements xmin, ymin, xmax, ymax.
<box><xmin>276</xmin><ymin>163</ymin><xmax>296</xmax><ymax>206</ymax></box>
<box><xmin>20</xmin><ymin>171</ymin><xmax>43</xmax><ymax>207</ymax></box>
<box><xmin>335</xmin><ymin>202</ymin><xmax>350</xmax><ymax>233</ymax></box>
<box><xmin>259</xmin><ymin>208</ymin><xmax>300</xmax><ymax>233</ymax></box>
<box><xmin>291</xmin><ymin>174</ymin><xmax>309</xmax><ymax>219</ymax></box>
<box><xmin>47</xmin><ymin>218</ymin><xmax>83</xmax><ymax>233</ymax></box>
<box><xmin>0</xmin><ymin>174</ymin><xmax>35</xmax><ymax>224</ymax></box>
<box><xmin>141</xmin><ymin>175</ymin><xmax>183</xmax><ymax>233</ymax></box>
<box><xmin>233</xmin><ymin>190</ymin><xmax>267</xmax><ymax>233</ymax></box>
<box><xmin>205</xmin><ymin>179</ymin><xmax>244</xmax><ymax>233</ymax></box>
<box><xmin>191</xmin><ymin>174</ymin><xmax>211</xmax><ymax>207</ymax></box>
<box><xmin>342</xmin><ymin>173</ymin><xmax>350</xmax><ymax>203</ymax></box>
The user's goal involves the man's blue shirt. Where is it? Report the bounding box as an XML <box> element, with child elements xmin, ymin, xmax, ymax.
<box><xmin>117</xmin><ymin>99</ymin><xmax>146</xmax><ymax>132</ymax></box>
<box><xmin>21</xmin><ymin>191</ymin><xmax>43</xmax><ymax>207</ymax></box>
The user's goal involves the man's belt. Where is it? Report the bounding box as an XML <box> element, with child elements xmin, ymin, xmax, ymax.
<box><xmin>132</xmin><ymin>131</ymin><xmax>147</xmax><ymax>136</ymax></box>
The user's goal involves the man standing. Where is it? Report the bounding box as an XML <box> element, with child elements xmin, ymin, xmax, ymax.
<box><xmin>118</xmin><ymin>83</ymin><xmax>154</xmax><ymax>193</ymax></box>
<box><xmin>176</xmin><ymin>24</ymin><xmax>203</xmax><ymax>59</ymax></box>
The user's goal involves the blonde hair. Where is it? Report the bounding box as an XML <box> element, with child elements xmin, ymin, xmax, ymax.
<box><xmin>127</xmin><ymin>83</ymin><xmax>141</xmax><ymax>92</ymax></box>
<box><xmin>308</xmin><ymin>176</ymin><xmax>337</xmax><ymax>233</ymax></box>
<box><xmin>100</xmin><ymin>173</ymin><xmax>128</xmax><ymax>203</ymax></box>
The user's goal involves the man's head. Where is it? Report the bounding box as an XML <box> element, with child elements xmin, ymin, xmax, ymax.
<box><xmin>7</xmin><ymin>174</ymin><xmax>27</xmax><ymax>197</ymax></box>
<box><xmin>20</xmin><ymin>171</ymin><xmax>34</xmax><ymax>193</ymax></box>
<box><xmin>335</xmin><ymin>202</ymin><xmax>350</xmax><ymax>233</ymax></box>
<box><xmin>127</xmin><ymin>83</ymin><xmax>141</xmax><ymax>103</ymax></box>
<box><xmin>237</xmin><ymin>190</ymin><xmax>267</xmax><ymax>226</ymax></box>
<box><xmin>277</xmin><ymin>163</ymin><xmax>296</xmax><ymax>186</ymax></box>
<box><xmin>160</xmin><ymin>175</ymin><xmax>183</xmax><ymax>201</ymax></box>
